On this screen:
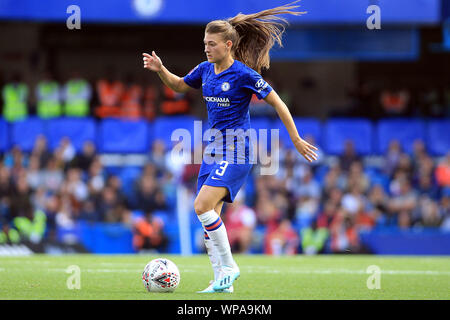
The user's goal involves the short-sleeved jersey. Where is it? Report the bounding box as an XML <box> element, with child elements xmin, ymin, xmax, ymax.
<box><xmin>183</xmin><ymin>60</ymin><xmax>273</xmax><ymax>132</ymax></box>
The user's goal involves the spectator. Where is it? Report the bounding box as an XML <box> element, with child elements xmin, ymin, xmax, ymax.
<box><xmin>383</xmin><ymin>140</ymin><xmax>402</xmax><ymax>177</ymax></box>
<box><xmin>160</xmin><ymin>85</ymin><xmax>190</xmax><ymax>115</ymax></box>
<box><xmin>36</xmin><ymin>71</ymin><xmax>62</xmax><ymax>119</ymax></box>
<box><xmin>339</xmin><ymin>140</ymin><xmax>360</xmax><ymax>172</ymax></box>
<box><xmin>26</xmin><ymin>155</ymin><xmax>43</xmax><ymax>190</ymax></box>
<box><xmin>414</xmin><ymin>197</ymin><xmax>442</xmax><ymax>228</ymax></box>
<box><xmin>294</xmin><ymin>169</ymin><xmax>320</xmax><ymax>229</ymax></box>
<box><xmin>416</xmin><ymin>173</ymin><xmax>440</xmax><ymax>200</ymax></box>
<box><xmin>148</xmin><ymin>140</ymin><xmax>167</xmax><ymax>177</ymax></box>
<box><xmin>440</xmin><ymin>192</ymin><xmax>450</xmax><ymax>231</ymax></box>
<box><xmin>329</xmin><ymin>208</ymin><xmax>360</xmax><ymax>253</ymax></box>
<box><xmin>388</xmin><ymin>178</ymin><xmax>417</xmax><ymax>228</ymax></box>
<box><xmin>95</xmin><ymin>67</ymin><xmax>124</xmax><ymax>118</ymax></box>
<box><xmin>264</xmin><ymin>219</ymin><xmax>299</xmax><ymax>255</ymax></box>
<box><xmin>120</xmin><ymin>74</ymin><xmax>143</xmax><ymax>119</ymax></box>
<box><xmin>70</xmin><ymin>140</ymin><xmax>96</xmax><ymax>172</ymax></box>
<box><xmin>367</xmin><ymin>184</ymin><xmax>389</xmax><ymax>225</ymax></box>
<box><xmin>135</xmin><ymin>174</ymin><xmax>167</xmax><ymax>214</ymax></box>
<box><xmin>31</xmin><ymin>135</ymin><xmax>52</xmax><ymax>169</ymax></box>
<box><xmin>43</xmin><ymin>194</ymin><xmax>59</xmax><ymax>242</ymax></box>
<box><xmin>41</xmin><ymin>156</ymin><xmax>64</xmax><ymax>193</ymax></box>
<box><xmin>56</xmin><ymin>137</ymin><xmax>76</xmax><ymax>168</ymax></box>
<box><xmin>223</xmin><ymin>191</ymin><xmax>256</xmax><ymax>253</ymax></box>
<box><xmin>3</xmin><ymin>145</ymin><xmax>27</xmax><ymax>183</ymax></box>
<box><xmin>10</xmin><ymin>175</ymin><xmax>46</xmax><ymax>244</ymax></box>
<box><xmin>62</xmin><ymin>70</ymin><xmax>92</xmax><ymax>117</ymax></box>
<box><xmin>322</xmin><ymin>163</ymin><xmax>347</xmax><ymax>200</ymax></box>
<box><xmin>87</xmin><ymin>156</ymin><xmax>105</xmax><ymax>196</ymax></box>
<box><xmin>132</xmin><ymin>211</ymin><xmax>168</xmax><ymax>253</ymax></box>
<box><xmin>95</xmin><ymin>186</ymin><xmax>123</xmax><ymax>223</ymax></box>
<box><xmin>142</xmin><ymin>79</ymin><xmax>159</xmax><ymax>121</ymax></box>
<box><xmin>435</xmin><ymin>152</ymin><xmax>450</xmax><ymax>188</ymax></box>
<box><xmin>380</xmin><ymin>87</ymin><xmax>410</xmax><ymax>116</ymax></box>
<box><xmin>347</xmin><ymin>161</ymin><xmax>370</xmax><ymax>194</ymax></box>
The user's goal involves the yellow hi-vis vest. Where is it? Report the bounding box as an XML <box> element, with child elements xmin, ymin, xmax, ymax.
<box><xmin>36</xmin><ymin>81</ymin><xmax>62</xmax><ymax>118</ymax></box>
<box><xmin>64</xmin><ymin>79</ymin><xmax>91</xmax><ymax>117</ymax></box>
<box><xmin>2</xmin><ymin>83</ymin><xmax>28</xmax><ymax>122</ymax></box>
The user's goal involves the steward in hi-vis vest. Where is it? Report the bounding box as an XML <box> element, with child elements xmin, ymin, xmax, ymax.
<box><xmin>2</xmin><ymin>74</ymin><xmax>28</xmax><ymax>122</ymax></box>
<box><xmin>36</xmin><ymin>72</ymin><xmax>62</xmax><ymax>119</ymax></box>
<box><xmin>63</xmin><ymin>74</ymin><xmax>92</xmax><ymax>117</ymax></box>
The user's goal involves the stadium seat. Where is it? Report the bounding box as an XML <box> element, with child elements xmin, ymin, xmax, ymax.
<box><xmin>376</xmin><ymin>118</ymin><xmax>426</xmax><ymax>154</ymax></box>
<box><xmin>274</xmin><ymin>117</ymin><xmax>322</xmax><ymax>150</ymax></box>
<box><xmin>324</xmin><ymin>118</ymin><xmax>373</xmax><ymax>155</ymax></box>
<box><xmin>47</xmin><ymin>117</ymin><xmax>96</xmax><ymax>152</ymax></box>
<box><xmin>99</xmin><ymin>119</ymin><xmax>149</xmax><ymax>153</ymax></box>
<box><xmin>119</xmin><ymin>166</ymin><xmax>142</xmax><ymax>202</ymax></box>
<box><xmin>427</xmin><ymin>119</ymin><xmax>450</xmax><ymax>156</ymax></box>
<box><xmin>0</xmin><ymin>118</ymin><xmax>8</xmax><ymax>152</ymax></box>
<box><xmin>10</xmin><ymin>117</ymin><xmax>45</xmax><ymax>152</ymax></box>
<box><xmin>152</xmin><ymin>115</ymin><xmax>200</xmax><ymax>150</ymax></box>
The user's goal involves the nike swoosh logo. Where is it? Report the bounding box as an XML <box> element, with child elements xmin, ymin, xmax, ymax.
<box><xmin>211</xmin><ymin>176</ymin><xmax>221</xmax><ymax>180</ymax></box>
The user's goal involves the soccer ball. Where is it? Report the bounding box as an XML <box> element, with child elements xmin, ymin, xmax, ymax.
<box><xmin>142</xmin><ymin>258</ymin><xmax>180</xmax><ymax>292</ymax></box>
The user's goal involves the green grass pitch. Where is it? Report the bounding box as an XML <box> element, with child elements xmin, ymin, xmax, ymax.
<box><xmin>0</xmin><ymin>254</ymin><xmax>449</xmax><ymax>300</ymax></box>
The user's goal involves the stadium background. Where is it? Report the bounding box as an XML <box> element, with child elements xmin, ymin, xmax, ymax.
<box><xmin>0</xmin><ymin>0</ymin><xmax>449</xmax><ymax>256</ymax></box>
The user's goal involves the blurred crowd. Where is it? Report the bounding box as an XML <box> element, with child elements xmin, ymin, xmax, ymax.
<box><xmin>1</xmin><ymin>130</ymin><xmax>449</xmax><ymax>255</ymax></box>
<box><xmin>0</xmin><ymin>135</ymin><xmax>173</xmax><ymax>252</ymax></box>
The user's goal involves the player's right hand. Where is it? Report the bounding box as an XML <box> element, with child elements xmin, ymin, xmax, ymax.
<box><xmin>142</xmin><ymin>51</ymin><xmax>162</xmax><ymax>72</ymax></box>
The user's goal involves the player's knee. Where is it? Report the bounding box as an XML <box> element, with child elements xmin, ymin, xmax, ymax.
<box><xmin>194</xmin><ymin>197</ymin><xmax>212</xmax><ymax>215</ymax></box>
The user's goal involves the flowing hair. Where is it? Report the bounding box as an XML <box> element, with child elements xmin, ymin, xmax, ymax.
<box><xmin>205</xmin><ymin>0</ymin><xmax>306</xmax><ymax>73</ymax></box>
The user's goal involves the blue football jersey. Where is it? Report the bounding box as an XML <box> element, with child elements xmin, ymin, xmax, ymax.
<box><xmin>183</xmin><ymin>60</ymin><xmax>273</xmax><ymax>132</ymax></box>
<box><xmin>184</xmin><ymin>60</ymin><xmax>272</xmax><ymax>202</ymax></box>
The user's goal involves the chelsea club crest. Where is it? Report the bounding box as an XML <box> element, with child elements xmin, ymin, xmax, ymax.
<box><xmin>221</xmin><ymin>82</ymin><xmax>230</xmax><ymax>92</ymax></box>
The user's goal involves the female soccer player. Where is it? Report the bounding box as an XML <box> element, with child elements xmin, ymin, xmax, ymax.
<box><xmin>142</xmin><ymin>1</ymin><xmax>318</xmax><ymax>293</ymax></box>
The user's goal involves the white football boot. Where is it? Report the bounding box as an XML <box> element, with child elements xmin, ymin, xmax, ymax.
<box><xmin>197</xmin><ymin>280</ymin><xmax>234</xmax><ymax>293</ymax></box>
<box><xmin>213</xmin><ymin>264</ymin><xmax>240</xmax><ymax>291</ymax></box>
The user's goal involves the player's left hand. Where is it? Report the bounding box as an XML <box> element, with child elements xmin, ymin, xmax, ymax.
<box><xmin>293</xmin><ymin>138</ymin><xmax>318</xmax><ymax>162</ymax></box>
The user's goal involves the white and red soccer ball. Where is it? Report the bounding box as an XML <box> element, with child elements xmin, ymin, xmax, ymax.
<box><xmin>142</xmin><ymin>258</ymin><xmax>180</xmax><ymax>292</ymax></box>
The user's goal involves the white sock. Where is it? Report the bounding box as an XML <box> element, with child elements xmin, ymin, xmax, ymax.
<box><xmin>204</xmin><ymin>231</ymin><xmax>221</xmax><ymax>281</ymax></box>
<box><xmin>198</xmin><ymin>209</ymin><xmax>236</xmax><ymax>269</ymax></box>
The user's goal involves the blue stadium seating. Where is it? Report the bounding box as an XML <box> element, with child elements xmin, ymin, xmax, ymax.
<box><xmin>2</xmin><ymin>117</ymin><xmax>447</xmax><ymax>158</ymax></box>
<box><xmin>47</xmin><ymin>118</ymin><xmax>96</xmax><ymax>152</ymax></box>
<box><xmin>99</xmin><ymin>119</ymin><xmax>149</xmax><ymax>153</ymax></box>
<box><xmin>152</xmin><ymin>115</ymin><xmax>200</xmax><ymax>150</ymax></box>
<box><xmin>119</xmin><ymin>166</ymin><xmax>142</xmax><ymax>203</ymax></box>
<box><xmin>10</xmin><ymin>117</ymin><xmax>45</xmax><ymax>152</ymax></box>
<box><xmin>376</xmin><ymin>118</ymin><xmax>426</xmax><ymax>154</ymax></box>
<box><xmin>0</xmin><ymin>119</ymin><xmax>8</xmax><ymax>152</ymax></box>
<box><xmin>324</xmin><ymin>118</ymin><xmax>373</xmax><ymax>155</ymax></box>
<box><xmin>427</xmin><ymin>119</ymin><xmax>450</xmax><ymax>156</ymax></box>
<box><xmin>274</xmin><ymin>117</ymin><xmax>322</xmax><ymax>150</ymax></box>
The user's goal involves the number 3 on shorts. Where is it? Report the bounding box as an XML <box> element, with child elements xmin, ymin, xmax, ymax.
<box><xmin>215</xmin><ymin>160</ymin><xmax>229</xmax><ymax>176</ymax></box>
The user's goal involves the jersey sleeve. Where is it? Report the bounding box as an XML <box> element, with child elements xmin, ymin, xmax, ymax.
<box><xmin>183</xmin><ymin>62</ymin><xmax>206</xmax><ymax>89</ymax></box>
<box><xmin>243</xmin><ymin>69</ymin><xmax>273</xmax><ymax>100</ymax></box>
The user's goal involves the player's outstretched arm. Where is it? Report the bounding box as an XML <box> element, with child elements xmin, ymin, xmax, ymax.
<box><xmin>264</xmin><ymin>90</ymin><xmax>318</xmax><ymax>163</ymax></box>
<box><xmin>142</xmin><ymin>51</ymin><xmax>190</xmax><ymax>93</ymax></box>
